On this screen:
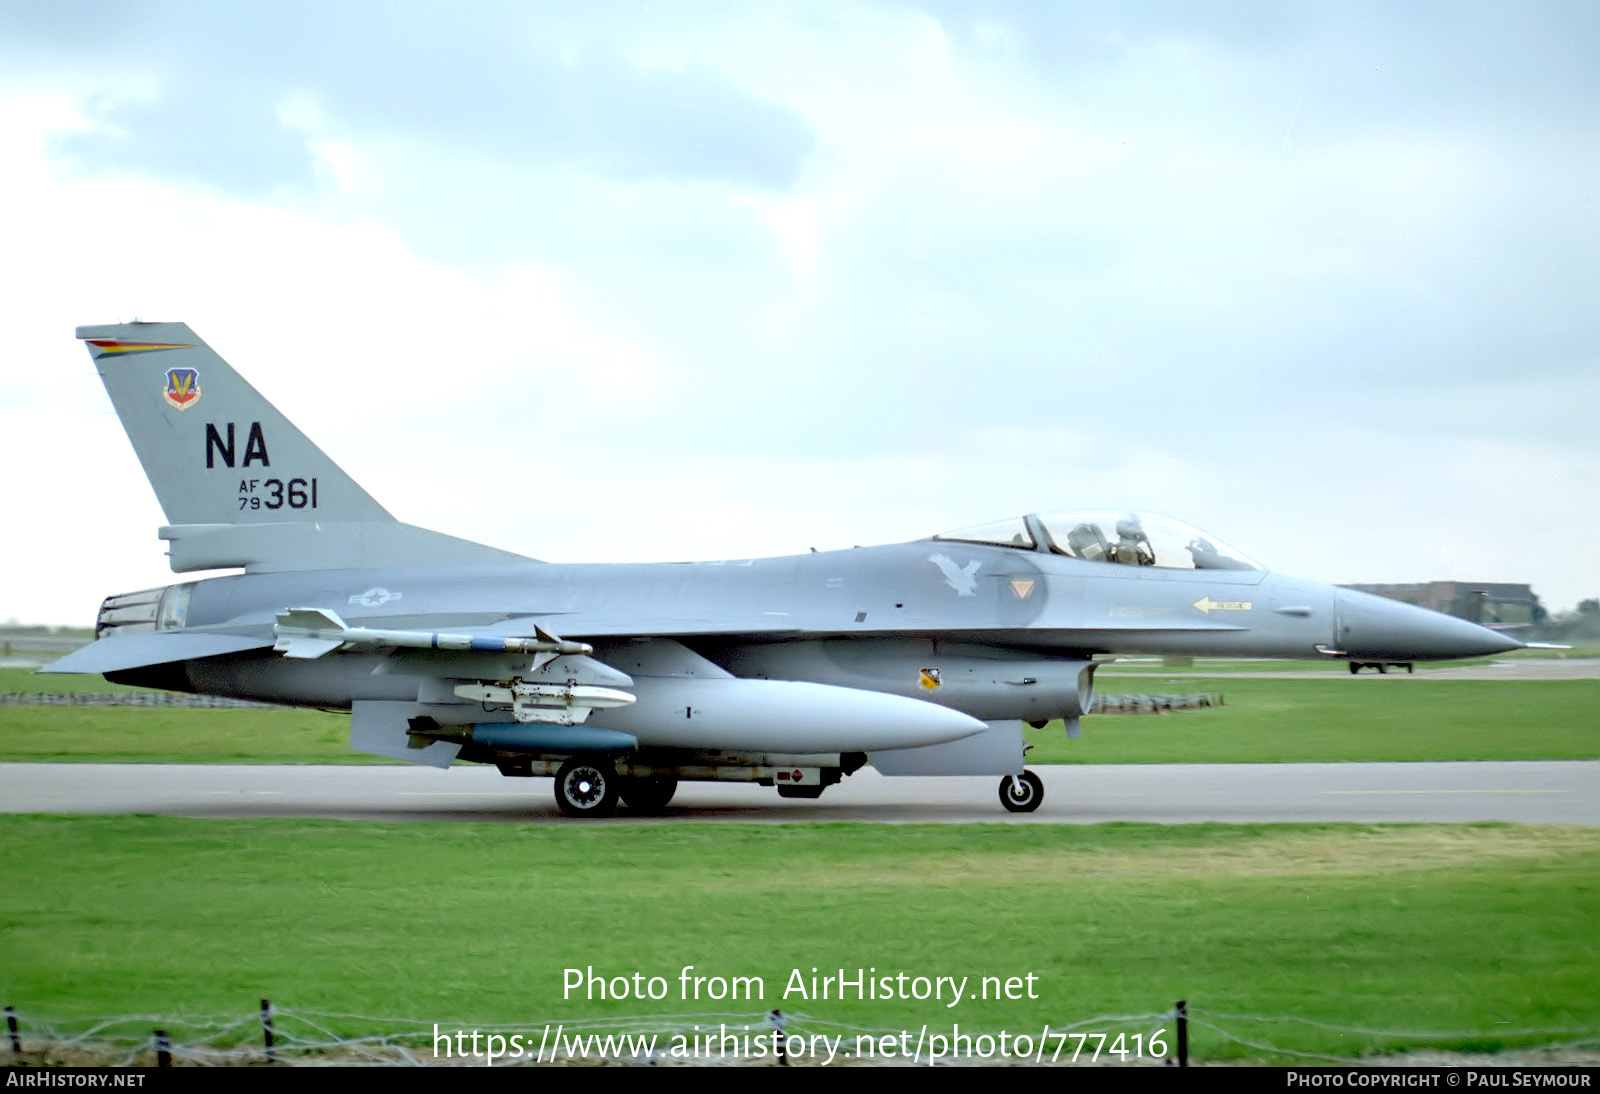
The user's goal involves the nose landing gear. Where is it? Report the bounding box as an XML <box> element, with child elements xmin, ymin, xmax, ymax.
<box><xmin>998</xmin><ymin>769</ymin><xmax>1044</xmax><ymax>813</ymax></box>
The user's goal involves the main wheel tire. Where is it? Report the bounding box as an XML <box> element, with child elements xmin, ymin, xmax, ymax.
<box><xmin>998</xmin><ymin>769</ymin><xmax>1044</xmax><ymax>813</ymax></box>
<box><xmin>620</xmin><ymin>775</ymin><xmax>679</xmax><ymax>814</ymax></box>
<box><xmin>555</xmin><ymin>756</ymin><xmax>620</xmax><ymax>818</ymax></box>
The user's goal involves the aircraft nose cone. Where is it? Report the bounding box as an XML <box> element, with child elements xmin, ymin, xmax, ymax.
<box><xmin>1336</xmin><ymin>589</ymin><xmax>1524</xmax><ymax>661</ymax></box>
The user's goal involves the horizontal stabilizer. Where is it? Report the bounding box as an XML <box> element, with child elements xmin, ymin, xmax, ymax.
<box><xmin>40</xmin><ymin>632</ymin><xmax>271</xmax><ymax>675</ymax></box>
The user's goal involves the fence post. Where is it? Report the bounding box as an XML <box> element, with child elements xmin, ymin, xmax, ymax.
<box><xmin>1176</xmin><ymin>1000</ymin><xmax>1188</xmax><ymax>1067</ymax></box>
<box><xmin>769</xmin><ymin>1009</ymin><xmax>788</xmax><ymax>1067</ymax></box>
<box><xmin>5</xmin><ymin>1006</ymin><xmax>19</xmax><ymax>1053</ymax></box>
<box><xmin>155</xmin><ymin>1029</ymin><xmax>171</xmax><ymax>1067</ymax></box>
<box><xmin>261</xmin><ymin>998</ymin><xmax>276</xmax><ymax>1063</ymax></box>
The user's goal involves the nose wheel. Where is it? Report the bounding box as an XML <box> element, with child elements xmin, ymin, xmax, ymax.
<box><xmin>555</xmin><ymin>756</ymin><xmax>620</xmax><ymax>818</ymax></box>
<box><xmin>998</xmin><ymin>770</ymin><xmax>1044</xmax><ymax>813</ymax></box>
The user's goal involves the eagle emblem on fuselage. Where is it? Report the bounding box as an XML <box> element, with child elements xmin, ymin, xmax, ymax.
<box><xmin>928</xmin><ymin>553</ymin><xmax>981</xmax><ymax>597</ymax></box>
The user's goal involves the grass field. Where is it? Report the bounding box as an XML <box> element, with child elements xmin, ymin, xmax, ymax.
<box><xmin>0</xmin><ymin>667</ymin><xmax>150</xmax><ymax>693</ymax></box>
<box><xmin>3</xmin><ymin>662</ymin><xmax>1595</xmax><ymax>1067</ymax></box>
<box><xmin>0</xmin><ymin>666</ymin><xmax>383</xmax><ymax>763</ymax></box>
<box><xmin>1025</xmin><ymin>679</ymin><xmax>1600</xmax><ymax>764</ymax></box>
<box><xmin>1</xmin><ymin>816</ymin><xmax>1594</xmax><ymax>1064</ymax></box>
<box><xmin>0</xmin><ymin>705</ymin><xmax>384</xmax><ymax>764</ymax></box>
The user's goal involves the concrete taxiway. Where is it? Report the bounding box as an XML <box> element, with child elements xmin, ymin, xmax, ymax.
<box><xmin>2</xmin><ymin>761</ymin><xmax>1595</xmax><ymax>825</ymax></box>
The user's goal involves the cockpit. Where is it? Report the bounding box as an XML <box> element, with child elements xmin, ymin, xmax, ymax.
<box><xmin>931</xmin><ymin>510</ymin><xmax>1262</xmax><ymax>571</ymax></box>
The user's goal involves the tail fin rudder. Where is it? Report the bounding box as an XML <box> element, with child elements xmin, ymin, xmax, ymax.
<box><xmin>80</xmin><ymin>321</ymin><xmax>390</xmax><ymax>526</ymax></box>
<box><xmin>79</xmin><ymin>321</ymin><xmax>531</xmax><ymax>573</ymax></box>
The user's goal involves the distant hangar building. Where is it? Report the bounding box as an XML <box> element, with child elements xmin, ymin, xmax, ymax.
<box><xmin>1339</xmin><ymin>582</ymin><xmax>1538</xmax><ymax>628</ymax></box>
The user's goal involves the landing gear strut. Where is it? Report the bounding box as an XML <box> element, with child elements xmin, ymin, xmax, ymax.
<box><xmin>555</xmin><ymin>755</ymin><xmax>620</xmax><ymax>818</ymax></box>
<box><xmin>998</xmin><ymin>769</ymin><xmax>1044</xmax><ymax>813</ymax></box>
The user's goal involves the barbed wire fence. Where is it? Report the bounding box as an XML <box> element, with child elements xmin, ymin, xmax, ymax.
<box><xmin>0</xmin><ymin>692</ymin><xmax>287</xmax><ymax>709</ymax></box>
<box><xmin>3</xmin><ymin>1002</ymin><xmax>1595</xmax><ymax>1067</ymax></box>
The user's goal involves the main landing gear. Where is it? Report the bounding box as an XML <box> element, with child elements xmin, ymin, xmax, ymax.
<box><xmin>998</xmin><ymin>769</ymin><xmax>1044</xmax><ymax>813</ymax></box>
<box><xmin>552</xmin><ymin>761</ymin><xmax>678</xmax><ymax>818</ymax></box>
<box><xmin>554</xmin><ymin>756</ymin><xmax>620</xmax><ymax>818</ymax></box>
<box><xmin>619</xmin><ymin>775</ymin><xmax>679</xmax><ymax>814</ymax></box>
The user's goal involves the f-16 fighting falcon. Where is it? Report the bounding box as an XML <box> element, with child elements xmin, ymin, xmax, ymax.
<box><xmin>47</xmin><ymin>323</ymin><xmax>1526</xmax><ymax>817</ymax></box>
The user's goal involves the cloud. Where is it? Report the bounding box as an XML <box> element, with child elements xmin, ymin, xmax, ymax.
<box><xmin>0</xmin><ymin>2</ymin><xmax>1595</xmax><ymax>619</ymax></box>
<box><xmin>18</xmin><ymin>2</ymin><xmax>816</xmax><ymax>195</ymax></box>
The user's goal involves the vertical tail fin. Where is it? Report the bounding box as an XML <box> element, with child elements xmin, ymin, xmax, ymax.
<box><xmin>79</xmin><ymin>321</ymin><xmax>530</xmax><ymax>572</ymax></box>
<box><xmin>80</xmin><ymin>322</ymin><xmax>391</xmax><ymax>526</ymax></box>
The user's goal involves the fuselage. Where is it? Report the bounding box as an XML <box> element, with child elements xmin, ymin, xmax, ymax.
<box><xmin>116</xmin><ymin>537</ymin><xmax>1520</xmax><ymax>710</ymax></box>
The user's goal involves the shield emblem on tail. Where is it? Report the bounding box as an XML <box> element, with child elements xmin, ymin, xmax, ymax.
<box><xmin>164</xmin><ymin>368</ymin><xmax>201</xmax><ymax>411</ymax></box>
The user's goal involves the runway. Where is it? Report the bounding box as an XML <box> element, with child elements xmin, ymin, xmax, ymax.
<box><xmin>2</xmin><ymin>761</ymin><xmax>1595</xmax><ymax>825</ymax></box>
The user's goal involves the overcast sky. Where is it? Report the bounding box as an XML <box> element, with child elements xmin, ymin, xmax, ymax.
<box><xmin>1</xmin><ymin>0</ymin><xmax>1595</xmax><ymax>625</ymax></box>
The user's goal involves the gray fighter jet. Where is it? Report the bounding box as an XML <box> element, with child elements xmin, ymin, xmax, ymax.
<box><xmin>47</xmin><ymin>322</ymin><xmax>1526</xmax><ymax>816</ymax></box>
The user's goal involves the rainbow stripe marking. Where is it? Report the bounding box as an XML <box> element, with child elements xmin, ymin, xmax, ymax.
<box><xmin>84</xmin><ymin>339</ymin><xmax>194</xmax><ymax>358</ymax></box>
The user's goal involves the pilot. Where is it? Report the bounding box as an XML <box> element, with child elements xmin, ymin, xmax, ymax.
<box><xmin>1186</xmin><ymin>536</ymin><xmax>1252</xmax><ymax>570</ymax></box>
<box><xmin>1065</xmin><ymin>522</ymin><xmax>1110</xmax><ymax>562</ymax></box>
<box><xmin>1112</xmin><ymin>514</ymin><xmax>1155</xmax><ymax>566</ymax></box>
<box><xmin>1187</xmin><ymin>537</ymin><xmax>1223</xmax><ymax>569</ymax></box>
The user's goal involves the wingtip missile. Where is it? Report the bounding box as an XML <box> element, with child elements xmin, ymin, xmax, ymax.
<box><xmin>272</xmin><ymin>609</ymin><xmax>594</xmax><ymax>660</ymax></box>
<box><xmin>273</xmin><ymin>607</ymin><xmax>349</xmax><ymax>659</ymax></box>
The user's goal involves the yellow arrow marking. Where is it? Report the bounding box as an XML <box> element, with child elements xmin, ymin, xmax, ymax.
<box><xmin>1010</xmin><ymin>578</ymin><xmax>1036</xmax><ymax>600</ymax></box>
<box><xmin>1193</xmin><ymin>596</ymin><xmax>1253</xmax><ymax>614</ymax></box>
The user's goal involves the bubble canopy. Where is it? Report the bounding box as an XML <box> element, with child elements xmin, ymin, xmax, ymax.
<box><xmin>932</xmin><ymin>511</ymin><xmax>1262</xmax><ymax>572</ymax></box>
